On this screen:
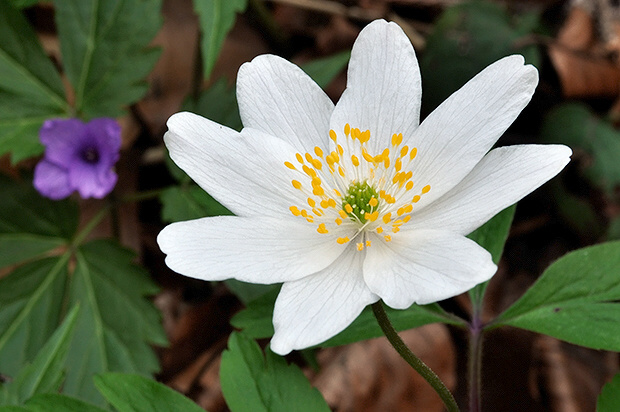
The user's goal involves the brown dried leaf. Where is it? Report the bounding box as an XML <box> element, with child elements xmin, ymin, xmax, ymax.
<box><xmin>549</xmin><ymin>7</ymin><xmax>620</xmax><ymax>97</ymax></box>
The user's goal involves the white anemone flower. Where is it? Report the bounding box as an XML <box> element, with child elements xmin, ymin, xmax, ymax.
<box><xmin>158</xmin><ymin>19</ymin><xmax>571</xmax><ymax>355</ymax></box>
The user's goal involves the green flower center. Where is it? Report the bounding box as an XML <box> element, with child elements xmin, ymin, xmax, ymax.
<box><xmin>342</xmin><ymin>181</ymin><xmax>379</xmax><ymax>223</ymax></box>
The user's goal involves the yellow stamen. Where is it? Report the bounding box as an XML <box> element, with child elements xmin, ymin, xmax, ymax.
<box><xmin>337</xmin><ymin>236</ymin><xmax>350</xmax><ymax>244</ymax></box>
<box><xmin>292</xmin><ymin>180</ymin><xmax>302</xmax><ymax>190</ymax></box>
<box><xmin>289</xmin><ymin>206</ymin><xmax>301</xmax><ymax>216</ymax></box>
<box><xmin>284</xmin><ymin>161</ymin><xmax>296</xmax><ymax>170</ymax></box>
<box><xmin>317</xmin><ymin>223</ymin><xmax>328</xmax><ymax>234</ymax></box>
<box><xmin>357</xmin><ymin>243</ymin><xmax>364</xmax><ymax>251</ymax></box>
<box><xmin>384</xmin><ymin>235</ymin><xmax>392</xmax><ymax>242</ymax></box>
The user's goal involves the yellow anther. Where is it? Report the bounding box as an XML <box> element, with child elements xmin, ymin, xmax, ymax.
<box><xmin>422</xmin><ymin>184</ymin><xmax>431</xmax><ymax>194</ymax></box>
<box><xmin>344</xmin><ymin>123</ymin><xmax>351</xmax><ymax>136</ymax></box>
<box><xmin>328</xmin><ymin>198</ymin><xmax>337</xmax><ymax>207</ymax></box>
<box><xmin>400</xmin><ymin>146</ymin><xmax>409</xmax><ymax>158</ymax></box>
<box><xmin>403</xmin><ymin>215</ymin><xmax>411</xmax><ymax>223</ymax></box>
<box><xmin>366</xmin><ymin>240</ymin><xmax>372</xmax><ymax>247</ymax></box>
<box><xmin>313</xmin><ymin>186</ymin><xmax>325</xmax><ymax>196</ymax></box>
<box><xmin>292</xmin><ymin>180</ymin><xmax>302</xmax><ymax>190</ymax></box>
<box><xmin>312</xmin><ymin>208</ymin><xmax>323</xmax><ymax>216</ymax></box>
<box><xmin>376</xmin><ymin>227</ymin><xmax>384</xmax><ymax>234</ymax></box>
<box><xmin>338</xmin><ymin>166</ymin><xmax>345</xmax><ymax>177</ymax></box>
<box><xmin>334</xmin><ymin>189</ymin><xmax>342</xmax><ymax>197</ymax></box>
<box><xmin>364</xmin><ymin>212</ymin><xmax>371</xmax><ymax>221</ymax></box>
<box><xmin>311</xmin><ymin>159</ymin><xmax>322</xmax><ymax>170</ymax></box>
<box><xmin>335</xmin><ymin>218</ymin><xmax>342</xmax><ymax>225</ymax></box>
<box><xmin>384</xmin><ymin>235</ymin><xmax>392</xmax><ymax>242</ymax></box>
<box><xmin>391</xmin><ymin>133</ymin><xmax>402</xmax><ymax>146</ymax></box>
<box><xmin>300</xmin><ymin>209</ymin><xmax>308</xmax><ymax>217</ymax></box>
<box><xmin>412</xmin><ymin>195</ymin><xmax>421</xmax><ymax>203</ymax></box>
<box><xmin>410</xmin><ymin>147</ymin><xmax>418</xmax><ymax>160</ymax></box>
<box><xmin>382</xmin><ymin>213</ymin><xmax>392</xmax><ymax>224</ymax></box>
<box><xmin>345</xmin><ymin>204</ymin><xmax>353</xmax><ymax>214</ymax></box>
<box><xmin>302</xmin><ymin>165</ymin><xmax>315</xmax><ymax>177</ymax></box>
<box><xmin>384</xmin><ymin>157</ymin><xmax>390</xmax><ymax>168</ymax></box>
<box><xmin>311</xmin><ymin>177</ymin><xmax>321</xmax><ymax>186</ymax></box>
<box><xmin>351</xmin><ymin>155</ymin><xmax>360</xmax><ymax>167</ymax></box>
<box><xmin>320</xmin><ymin>199</ymin><xmax>329</xmax><ymax>208</ymax></box>
<box><xmin>392</xmin><ymin>173</ymin><xmax>401</xmax><ymax>184</ymax></box>
<box><xmin>362</xmin><ymin>150</ymin><xmax>374</xmax><ymax>163</ymax></box>
<box><xmin>386</xmin><ymin>195</ymin><xmax>396</xmax><ymax>204</ymax></box>
<box><xmin>296</xmin><ymin>153</ymin><xmax>304</xmax><ymax>163</ymax></box>
<box><xmin>395</xmin><ymin>158</ymin><xmax>402</xmax><ymax>172</ymax></box>
<box><xmin>337</xmin><ymin>236</ymin><xmax>350</xmax><ymax>244</ymax></box>
<box><xmin>307</xmin><ymin>198</ymin><xmax>316</xmax><ymax>207</ymax></box>
<box><xmin>317</xmin><ymin>223</ymin><xmax>328</xmax><ymax>234</ymax></box>
<box><xmin>351</xmin><ymin>128</ymin><xmax>360</xmax><ymax>140</ymax></box>
<box><xmin>369</xmin><ymin>197</ymin><xmax>378</xmax><ymax>207</ymax></box>
<box><xmin>304</xmin><ymin>153</ymin><xmax>313</xmax><ymax>163</ymax></box>
<box><xmin>314</xmin><ymin>146</ymin><xmax>324</xmax><ymax>157</ymax></box>
<box><xmin>374</xmin><ymin>154</ymin><xmax>383</xmax><ymax>163</ymax></box>
<box><xmin>397</xmin><ymin>206</ymin><xmax>405</xmax><ymax>216</ymax></box>
<box><xmin>403</xmin><ymin>204</ymin><xmax>413</xmax><ymax>214</ymax></box>
<box><xmin>289</xmin><ymin>206</ymin><xmax>301</xmax><ymax>216</ymax></box>
<box><xmin>329</xmin><ymin>129</ymin><xmax>337</xmax><ymax>142</ymax></box>
<box><xmin>357</xmin><ymin>243</ymin><xmax>364</xmax><ymax>251</ymax></box>
<box><xmin>405</xmin><ymin>171</ymin><xmax>413</xmax><ymax>180</ymax></box>
<box><xmin>406</xmin><ymin>181</ymin><xmax>414</xmax><ymax>191</ymax></box>
<box><xmin>393</xmin><ymin>219</ymin><xmax>403</xmax><ymax>225</ymax></box>
<box><xmin>360</xmin><ymin>130</ymin><xmax>370</xmax><ymax>143</ymax></box>
<box><xmin>339</xmin><ymin>210</ymin><xmax>348</xmax><ymax>219</ymax></box>
<box><xmin>306</xmin><ymin>217</ymin><xmax>314</xmax><ymax>223</ymax></box>
<box><xmin>284</xmin><ymin>161</ymin><xmax>296</xmax><ymax>170</ymax></box>
<box><xmin>369</xmin><ymin>211</ymin><xmax>379</xmax><ymax>222</ymax></box>
<box><xmin>337</xmin><ymin>145</ymin><xmax>344</xmax><ymax>155</ymax></box>
<box><xmin>392</xmin><ymin>226</ymin><xmax>400</xmax><ymax>233</ymax></box>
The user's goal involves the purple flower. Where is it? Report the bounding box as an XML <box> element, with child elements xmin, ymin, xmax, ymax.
<box><xmin>34</xmin><ymin>118</ymin><xmax>121</xmax><ymax>200</ymax></box>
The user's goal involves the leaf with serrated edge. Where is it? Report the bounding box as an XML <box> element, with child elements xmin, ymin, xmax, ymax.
<box><xmin>493</xmin><ymin>241</ymin><xmax>620</xmax><ymax>350</ymax></box>
<box><xmin>220</xmin><ymin>332</ymin><xmax>329</xmax><ymax>412</ymax></box>
<box><xmin>94</xmin><ymin>373</ymin><xmax>204</xmax><ymax>412</ymax></box>
<box><xmin>1</xmin><ymin>306</ymin><xmax>79</xmax><ymax>406</ymax></box>
<box><xmin>53</xmin><ymin>0</ymin><xmax>162</xmax><ymax>118</ymax></box>
<box><xmin>61</xmin><ymin>240</ymin><xmax>166</xmax><ymax>405</ymax></box>
<box><xmin>0</xmin><ymin>2</ymin><xmax>68</xmax><ymax>162</ymax></box>
<box><xmin>597</xmin><ymin>373</ymin><xmax>620</xmax><ymax>412</ymax></box>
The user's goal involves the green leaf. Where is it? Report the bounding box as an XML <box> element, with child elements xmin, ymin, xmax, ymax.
<box><xmin>597</xmin><ymin>373</ymin><xmax>620</xmax><ymax>412</ymax></box>
<box><xmin>160</xmin><ymin>185</ymin><xmax>231</xmax><ymax>223</ymax></box>
<box><xmin>231</xmin><ymin>288</ymin><xmax>462</xmax><ymax>347</ymax></box>
<box><xmin>493</xmin><ymin>241</ymin><xmax>620</xmax><ymax>350</ymax></box>
<box><xmin>0</xmin><ymin>257</ymin><xmax>69</xmax><ymax>376</ymax></box>
<box><xmin>223</xmin><ymin>280</ymin><xmax>278</xmax><ymax>305</ymax></box>
<box><xmin>61</xmin><ymin>240</ymin><xmax>166</xmax><ymax>404</ymax></box>
<box><xmin>420</xmin><ymin>0</ymin><xmax>540</xmax><ymax>111</ymax></box>
<box><xmin>7</xmin><ymin>0</ymin><xmax>39</xmax><ymax>8</ymax></box>
<box><xmin>194</xmin><ymin>0</ymin><xmax>248</xmax><ymax>79</ymax></box>
<box><xmin>1</xmin><ymin>306</ymin><xmax>79</xmax><ymax>406</ymax></box>
<box><xmin>300</xmin><ymin>51</ymin><xmax>350</xmax><ymax>89</ymax></box>
<box><xmin>220</xmin><ymin>332</ymin><xmax>329</xmax><ymax>412</ymax></box>
<box><xmin>0</xmin><ymin>1</ymin><xmax>68</xmax><ymax>162</ymax></box>
<box><xmin>53</xmin><ymin>0</ymin><xmax>162</xmax><ymax>118</ymax></box>
<box><xmin>540</xmin><ymin>103</ymin><xmax>620</xmax><ymax>195</ymax></box>
<box><xmin>94</xmin><ymin>373</ymin><xmax>204</xmax><ymax>412</ymax></box>
<box><xmin>22</xmin><ymin>394</ymin><xmax>107</xmax><ymax>412</ymax></box>
<box><xmin>0</xmin><ymin>175</ymin><xmax>166</xmax><ymax>405</ymax></box>
<box><xmin>467</xmin><ymin>205</ymin><xmax>516</xmax><ymax>308</ymax></box>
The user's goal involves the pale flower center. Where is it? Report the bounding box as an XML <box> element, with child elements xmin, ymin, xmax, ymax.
<box><xmin>285</xmin><ymin>123</ymin><xmax>431</xmax><ymax>251</ymax></box>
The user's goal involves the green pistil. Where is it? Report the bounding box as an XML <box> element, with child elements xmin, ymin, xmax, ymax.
<box><xmin>342</xmin><ymin>181</ymin><xmax>379</xmax><ymax>223</ymax></box>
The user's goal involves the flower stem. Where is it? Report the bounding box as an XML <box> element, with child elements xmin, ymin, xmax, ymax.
<box><xmin>371</xmin><ymin>301</ymin><xmax>460</xmax><ymax>412</ymax></box>
<box><xmin>468</xmin><ymin>312</ymin><xmax>484</xmax><ymax>412</ymax></box>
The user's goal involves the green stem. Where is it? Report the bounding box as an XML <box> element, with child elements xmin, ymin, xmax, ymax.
<box><xmin>372</xmin><ymin>301</ymin><xmax>460</xmax><ymax>412</ymax></box>
<box><xmin>118</xmin><ymin>188</ymin><xmax>164</xmax><ymax>203</ymax></box>
<box><xmin>70</xmin><ymin>204</ymin><xmax>111</xmax><ymax>248</ymax></box>
<box><xmin>468</xmin><ymin>312</ymin><xmax>484</xmax><ymax>412</ymax></box>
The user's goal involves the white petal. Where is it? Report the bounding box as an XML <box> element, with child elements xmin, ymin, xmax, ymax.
<box><xmin>363</xmin><ymin>230</ymin><xmax>496</xmax><ymax>309</ymax></box>
<box><xmin>409</xmin><ymin>144</ymin><xmax>572</xmax><ymax>235</ymax></box>
<box><xmin>270</xmin><ymin>244</ymin><xmax>379</xmax><ymax>355</ymax></box>
<box><xmin>407</xmin><ymin>55</ymin><xmax>539</xmax><ymax>207</ymax></box>
<box><xmin>329</xmin><ymin>19</ymin><xmax>422</xmax><ymax>154</ymax></box>
<box><xmin>157</xmin><ymin>216</ymin><xmax>346</xmax><ymax>284</ymax></box>
<box><xmin>237</xmin><ymin>54</ymin><xmax>335</xmax><ymax>153</ymax></box>
<box><xmin>166</xmin><ymin>112</ymin><xmax>305</xmax><ymax>218</ymax></box>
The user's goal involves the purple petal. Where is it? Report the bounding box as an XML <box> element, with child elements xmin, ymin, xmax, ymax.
<box><xmin>85</xmin><ymin>118</ymin><xmax>122</xmax><ymax>165</ymax></box>
<box><xmin>39</xmin><ymin>118</ymin><xmax>86</xmax><ymax>166</ymax></box>
<box><xmin>68</xmin><ymin>161</ymin><xmax>118</xmax><ymax>199</ymax></box>
<box><xmin>33</xmin><ymin>160</ymin><xmax>73</xmax><ymax>200</ymax></box>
